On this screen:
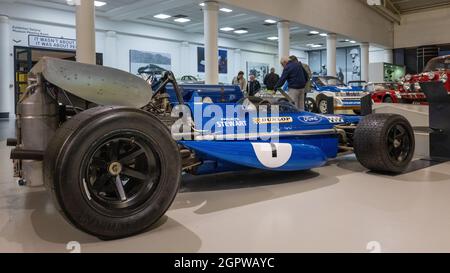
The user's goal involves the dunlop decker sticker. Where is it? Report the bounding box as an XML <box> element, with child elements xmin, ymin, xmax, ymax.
<box><xmin>253</xmin><ymin>117</ymin><xmax>293</xmax><ymax>124</ymax></box>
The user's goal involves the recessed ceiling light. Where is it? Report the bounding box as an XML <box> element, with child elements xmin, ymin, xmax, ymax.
<box><xmin>174</xmin><ymin>17</ymin><xmax>191</xmax><ymax>23</ymax></box>
<box><xmin>264</xmin><ymin>19</ymin><xmax>277</xmax><ymax>24</ymax></box>
<box><xmin>350</xmin><ymin>40</ymin><xmax>356</xmax><ymax>43</ymax></box>
<box><xmin>94</xmin><ymin>1</ymin><xmax>107</xmax><ymax>7</ymax></box>
<box><xmin>345</xmin><ymin>39</ymin><xmax>350</xmax><ymax>42</ymax></box>
<box><xmin>309</xmin><ymin>31</ymin><xmax>319</xmax><ymax>35</ymax></box>
<box><xmin>154</xmin><ymin>14</ymin><xmax>171</xmax><ymax>19</ymax></box>
<box><xmin>220</xmin><ymin>27</ymin><xmax>235</xmax><ymax>32</ymax></box>
<box><xmin>319</xmin><ymin>33</ymin><xmax>328</xmax><ymax>37</ymax></box>
<box><xmin>199</xmin><ymin>3</ymin><xmax>205</xmax><ymax>6</ymax></box>
<box><xmin>220</xmin><ymin>8</ymin><xmax>233</xmax><ymax>13</ymax></box>
<box><xmin>267</xmin><ymin>36</ymin><xmax>278</xmax><ymax>40</ymax></box>
<box><xmin>311</xmin><ymin>44</ymin><xmax>322</xmax><ymax>48</ymax></box>
<box><xmin>234</xmin><ymin>29</ymin><xmax>248</xmax><ymax>34</ymax></box>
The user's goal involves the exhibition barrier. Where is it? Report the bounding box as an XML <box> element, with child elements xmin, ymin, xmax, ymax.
<box><xmin>420</xmin><ymin>82</ymin><xmax>450</xmax><ymax>160</ymax></box>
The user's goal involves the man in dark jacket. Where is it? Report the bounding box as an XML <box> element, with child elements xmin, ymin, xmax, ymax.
<box><xmin>247</xmin><ymin>74</ymin><xmax>261</xmax><ymax>96</ymax></box>
<box><xmin>275</xmin><ymin>56</ymin><xmax>308</xmax><ymax>110</ymax></box>
<box><xmin>263</xmin><ymin>68</ymin><xmax>280</xmax><ymax>91</ymax></box>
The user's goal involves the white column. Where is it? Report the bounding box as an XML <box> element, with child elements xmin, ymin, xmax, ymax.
<box><xmin>360</xmin><ymin>42</ymin><xmax>369</xmax><ymax>82</ymax></box>
<box><xmin>180</xmin><ymin>41</ymin><xmax>190</xmax><ymax>76</ymax></box>
<box><xmin>277</xmin><ymin>20</ymin><xmax>290</xmax><ymax>60</ymax></box>
<box><xmin>385</xmin><ymin>49</ymin><xmax>393</xmax><ymax>64</ymax></box>
<box><xmin>326</xmin><ymin>33</ymin><xmax>337</xmax><ymax>77</ymax></box>
<box><xmin>203</xmin><ymin>1</ymin><xmax>219</xmax><ymax>84</ymax></box>
<box><xmin>0</xmin><ymin>15</ymin><xmax>10</xmax><ymax>117</ymax></box>
<box><xmin>104</xmin><ymin>31</ymin><xmax>117</xmax><ymax>68</ymax></box>
<box><xmin>76</xmin><ymin>0</ymin><xmax>96</xmax><ymax>64</ymax></box>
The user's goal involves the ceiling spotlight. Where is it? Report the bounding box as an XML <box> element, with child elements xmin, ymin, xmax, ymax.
<box><xmin>267</xmin><ymin>36</ymin><xmax>278</xmax><ymax>40</ymax></box>
<box><xmin>154</xmin><ymin>14</ymin><xmax>171</xmax><ymax>19</ymax></box>
<box><xmin>311</xmin><ymin>44</ymin><xmax>322</xmax><ymax>48</ymax></box>
<box><xmin>234</xmin><ymin>29</ymin><xmax>248</xmax><ymax>34</ymax></box>
<box><xmin>309</xmin><ymin>31</ymin><xmax>320</xmax><ymax>35</ymax></box>
<box><xmin>265</xmin><ymin>19</ymin><xmax>277</xmax><ymax>24</ymax></box>
<box><xmin>220</xmin><ymin>27</ymin><xmax>235</xmax><ymax>32</ymax></box>
<box><xmin>199</xmin><ymin>2</ymin><xmax>205</xmax><ymax>6</ymax></box>
<box><xmin>345</xmin><ymin>39</ymin><xmax>350</xmax><ymax>42</ymax></box>
<box><xmin>319</xmin><ymin>33</ymin><xmax>328</xmax><ymax>37</ymax></box>
<box><xmin>220</xmin><ymin>8</ymin><xmax>233</xmax><ymax>13</ymax></box>
<box><xmin>174</xmin><ymin>17</ymin><xmax>191</xmax><ymax>23</ymax></box>
<box><xmin>350</xmin><ymin>40</ymin><xmax>356</xmax><ymax>43</ymax></box>
<box><xmin>94</xmin><ymin>1</ymin><xmax>107</xmax><ymax>7</ymax></box>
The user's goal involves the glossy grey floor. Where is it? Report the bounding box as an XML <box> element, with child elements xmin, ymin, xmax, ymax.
<box><xmin>1</xmin><ymin>140</ymin><xmax>450</xmax><ymax>253</ymax></box>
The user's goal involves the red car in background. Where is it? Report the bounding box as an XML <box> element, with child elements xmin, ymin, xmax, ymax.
<box><xmin>402</xmin><ymin>55</ymin><xmax>450</xmax><ymax>96</ymax></box>
<box><xmin>367</xmin><ymin>82</ymin><xmax>427</xmax><ymax>104</ymax></box>
<box><xmin>369</xmin><ymin>55</ymin><xmax>449</xmax><ymax>104</ymax></box>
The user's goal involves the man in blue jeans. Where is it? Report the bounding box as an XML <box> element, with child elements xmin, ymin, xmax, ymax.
<box><xmin>275</xmin><ymin>56</ymin><xmax>308</xmax><ymax>111</ymax></box>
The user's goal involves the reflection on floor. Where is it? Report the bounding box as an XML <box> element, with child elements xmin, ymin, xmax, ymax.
<box><xmin>1</xmin><ymin>140</ymin><xmax>450</xmax><ymax>253</ymax></box>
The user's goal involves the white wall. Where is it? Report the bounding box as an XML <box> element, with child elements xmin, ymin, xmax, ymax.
<box><xmin>395</xmin><ymin>7</ymin><xmax>450</xmax><ymax>48</ymax></box>
<box><xmin>369</xmin><ymin>46</ymin><xmax>393</xmax><ymax>64</ymax></box>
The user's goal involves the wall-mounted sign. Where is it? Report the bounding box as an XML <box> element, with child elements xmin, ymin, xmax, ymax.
<box><xmin>28</xmin><ymin>35</ymin><xmax>76</xmax><ymax>51</ymax></box>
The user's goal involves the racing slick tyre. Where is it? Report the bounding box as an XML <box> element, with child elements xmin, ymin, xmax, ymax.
<box><xmin>44</xmin><ymin>106</ymin><xmax>181</xmax><ymax>239</ymax></box>
<box><xmin>354</xmin><ymin>114</ymin><xmax>415</xmax><ymax>174</ymax></box>
<box><xmin>305</xmin><ymin>98</ymin><xmax>317</xmax><ymax>113</ymax></box>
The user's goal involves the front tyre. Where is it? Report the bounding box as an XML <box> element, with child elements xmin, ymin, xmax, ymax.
<box><xmin>44</xmin><ymin>106</ymin><xmax>181</xmax><ymax>239</ymax></box>
<box><xmin>354</xmin><ymin>114</ymin><xmax>415</xmax><ymax>174</ymax></box>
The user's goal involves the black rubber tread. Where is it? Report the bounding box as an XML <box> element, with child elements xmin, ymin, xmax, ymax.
<box><xmin>354</xmin><ymin>113</ymin><xmax>415</xmax><ymax>174</ymax></box>
<box><xmin>316</xmin><ymin>94</ymin><xmax>328</xmax><ymax>114</ymax></box>
<box><xmin>44</xmin><ymin>106</ymin><xmax>181</xmax><ymax>239</ymax></box>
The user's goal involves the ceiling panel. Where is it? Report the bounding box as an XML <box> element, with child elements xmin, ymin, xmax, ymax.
<box><xmin>391</xmin><ymin>0</ymin><xmax>450</xmax><ymax>13</ymax></box>
<box><xmin>11</xmin><ymin>0</ymin><xmax>360</xmax><ymax>50</ymax></box>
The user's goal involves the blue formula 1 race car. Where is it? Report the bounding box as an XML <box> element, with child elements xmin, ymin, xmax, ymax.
<box><xmin>306</xmin><ymin>76</ymin><xmax>369</xmax><ymax>114</ymax></box>
<box><xmin>9</xmin><ymin>58</ymin><xmax>415</xmax><ymax>239</ymax></box>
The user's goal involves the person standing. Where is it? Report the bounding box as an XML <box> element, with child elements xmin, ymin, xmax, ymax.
<box><xmin>302</xmin><ymin>63</ymin><xmax>313</xmax><ymax>93</ymax></box>
<box><xmin>232</xmin><ymin>71</ymin><xmax>247</xmax><ymax>93</ymax></box>
<box><xmin>275</xmin><ymin>56</ymin><xmax>308</xmax><ymax>111</ymax></box>
<box><xmin>263</xmin><ymin>68</ymin><xmax>280</xmax><ymax>91</ymax></box>
<box><xmin>247</xmin><ymin>74</ymin><xmax>261</xmax><ymax>97</ymax></box>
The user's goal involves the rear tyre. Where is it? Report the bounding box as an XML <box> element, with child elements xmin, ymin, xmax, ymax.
<box><xmin>44</xmin><ymin>106</ymin><xmax>181</xmax><ymax>239</ymax></box>
<box><xmin>354</xmin><ymin>114</ymin><xmax>415</xmax><ymax>174</ymax></box>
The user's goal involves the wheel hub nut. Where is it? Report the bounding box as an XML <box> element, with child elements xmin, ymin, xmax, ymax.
<box><xmin>394</xmin><ymin>139</ymin><xmax>401</xmax><ymax>148</ymax></box>
<box><xmin>108</xmin><ymin>162</ymin><xmax>123</xmax><ymax>176</ymax></box>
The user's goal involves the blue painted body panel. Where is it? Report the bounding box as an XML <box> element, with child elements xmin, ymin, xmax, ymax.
<box><xmin>165</xmin><ymin>83</ymin><xmax>361</xmax><ymax>174</ymax></box>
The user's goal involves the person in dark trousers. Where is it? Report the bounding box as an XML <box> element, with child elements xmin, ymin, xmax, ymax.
<box><xmin>247</xmin><ymin>74</ymin><xmax>261</xmax><ymax>96</ymax></box>
<box><xmin>263</xmin><ymin>67</ymin><xmax>280</xmax><ymax>91</ymax></box>
<box><xmin>275</xmin><ymin>56</ymin><xmax>309</xmax><ymax>111</ymax></box>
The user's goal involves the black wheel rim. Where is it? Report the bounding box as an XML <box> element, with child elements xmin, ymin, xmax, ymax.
<box><xmin>81</xmin><ymin>130</ymin><xmax>161</xmax><ymax>216</ymax></box>
<box><xmin>305</xmin><ymin>99</ymin><xmax>314</xmax><ymax>112</ymax></box>
<box><xmin>387</xmin><ymin>124</ymin><xmax>412</xmax><ymax>164</ymax></box>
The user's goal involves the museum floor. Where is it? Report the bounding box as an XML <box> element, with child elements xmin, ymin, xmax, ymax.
<box><xmin>1</xmin><ymin>118</ymin><xmax>450</xmax><ymax>253</ymax></box>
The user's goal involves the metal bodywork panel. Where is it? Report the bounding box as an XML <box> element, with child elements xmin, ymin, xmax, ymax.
<box><xmin>31</xmin><ymin>57</ymin><xmax>152</xmax><ymax>108</ymax></box>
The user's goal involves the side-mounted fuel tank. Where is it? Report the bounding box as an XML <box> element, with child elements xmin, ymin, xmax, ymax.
<box><xmin>15</xmin><ymin>76</ymin><xmax>59</xmax><ymax>187</ymax></box>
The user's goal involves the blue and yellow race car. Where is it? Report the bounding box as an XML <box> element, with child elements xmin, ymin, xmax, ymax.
<box><xmin>10</xmin><ymin>58</ymin><xmax>415</xmax><ymax>239</ymax></box>
<box><xmin>306</xmin><ymin>76</ymin><xmax>369</xmax><ymax>114</ymax></box>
